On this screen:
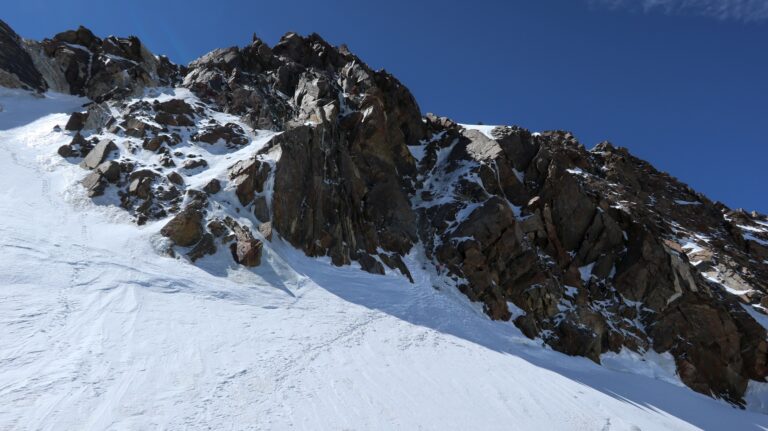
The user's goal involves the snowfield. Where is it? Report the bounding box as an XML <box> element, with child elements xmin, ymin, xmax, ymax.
<box><xmin>1</xmin><ymin>89</ymin><xmax>768</xmax><ymax>430</ymax></box>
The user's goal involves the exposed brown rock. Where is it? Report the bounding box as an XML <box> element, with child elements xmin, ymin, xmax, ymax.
<box><xmin>0</xmin><ymin>20</ymin><xmax>46</xmax><ymax>91</ymax></box>
<box><xmin>160</xmin><ymin>207</ymin><xmax>204</xmax><ymax>247</ymax></box>
<box><xmin>203</xmin><ymin>179</ymin><xmax>221</xmax><ymax>194</ymax></box>
<box><xmin>228</xmin><ymin>157</ymin><xmax>270</xmax><ymax>206</ymax></box>
<box><xmin>228</xmin><ymin>223</ymin><xmax>263</xmax><ymax>267</ymax></box>
<box><xmin>65</xmin><ymin>111</ymin><xmax>88</xmax><ymax>131</ymax></box>
<box><xmin>166</xmin><ymin>171</ymin><xmax>184</xmax><ymax>185</ymax></box>
<box><xmin>143</xmin><ymin>135</ymin><xmax>171</xmax><ymax>152</ymax></box>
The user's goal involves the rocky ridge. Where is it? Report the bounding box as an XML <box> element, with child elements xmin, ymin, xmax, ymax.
<box><xmin>2</xmin><ymin>20</ymin><xmax>768</xmax><ymax>406</ymax></box>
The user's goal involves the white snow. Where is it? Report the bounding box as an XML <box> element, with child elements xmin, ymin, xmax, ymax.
<box><xmin>407</xmin><ymin>143</ymin><xmax>427</xmax><ymax>163</ymax></box>
<box><xmin>579</xmin><ymin>262</ymin><xmax>595</xmax><ymax>284</ymax></box>
<box><xmin>460</xmin><ymin>123</ymin><xmax>498</xmax><ymax>139</ymax></box>
<box><xmin>674</xmin><ymin>200</ymin><xmax>702</xmax><ymax>206</ymax></box>
<box><xmin>738</xmin><ymin>224</ymin><xmax>766</xmax><ymax>233</ymax></box>
<box><xmin>2</xmin><ymin>90</ymin><xmax>768</xmax><ymax>430</ymax></box>
<box><xmin>679</xmin><ymin>239</ymin><xmax>705</xmax><ymax>254</ymax></box>
<box><xmin>567</xmin><ymin>167</ymin><xmax>589</xmax><ymax>177</ymax></box>
<box><xmin>601</xmin><ymin>349</ymin><xmax>685</xmax><ymax>388</ymax></box>
<box><xmin>703</xmin><ymin>273</ymin><xmax>755</xmax><ymax>296</ymax></box>
<box><xmin>745</xmin><ymin>233</ymin><xmax>768</xmax><ymax>247</ymax></box>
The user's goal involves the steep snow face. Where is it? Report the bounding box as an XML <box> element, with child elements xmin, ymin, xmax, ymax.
<box><xmin>2</xmin><ymin>90</ymin><xmax>768</xmax><ymax>430</ymax></box>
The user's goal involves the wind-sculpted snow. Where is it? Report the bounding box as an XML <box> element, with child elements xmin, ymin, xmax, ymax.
<box><xmin>2</xmin><ymin>88</ymin><xmax>768</xmax><ymax>430</ymax></box>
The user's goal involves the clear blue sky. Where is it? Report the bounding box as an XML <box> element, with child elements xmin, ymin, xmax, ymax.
<box><xmin>5</xmin><ymin>0</ymin><xmax>767</xmax><ymax>211</ymax></box>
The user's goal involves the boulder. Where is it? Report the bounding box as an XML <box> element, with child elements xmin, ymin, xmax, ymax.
<box><xmin>203</xmin><ymin>178</ymin><xmax>221</xmax><ymax>194</ymax></box>
<box><xmin>97</xmin><ymin>161</ymin><xmax>121</xmax><ymax>183</ymax></box>
<box><xmin>80</xmin><ymin>139</ymin><xmax>117</xmax><ymax>169</ymax></box>
<box><xmin>166</xmin><ymin>171</ymin><xmax>184</xmax><ymax>185</ymax></box>
<box><xmin>58</xmin><ymin>144</ymin><xmax>77</xmax><ymax>158</ymax></box>
<box><xmin>80</xmin><ymin>161</ymin><xmax>121</xmax><ymax>197</ymax></box>
<box><xmin>122</xmin><ymin>117</ymin><xmax>158</xmax><ymax>138</ymax></box>
<box><xmin>228</xmin><ymin>224</ymin><xmax>263</xmax><ymax>267</ymax></box>
<box><xmin>160</xmin><ymin>207</ymin><xmax>204</xmax><ymax>247</ymax></box>
<box><xmin>58</xmin><ymin>133</ymin><xmax>93</xmax><ymax>158</ymax></box>
<box><xmin>182</xmin><ymin>158</ymin><xmax>208</xmax><ymax>170</ymax></box>
<box><xmin>64</xmin><ymin>111</ymin><xmax>88</xmax><ymax>131</ymax></box>
<box><xmin>82</xmin><ymin>103</ymin><xmax>113</xmax><ymax>130</ymax></box>
<box><xmin>128</xmin><ymin>177</ymin><xmax>153</xmax><ymax>199</ymax></box>
<box><xmin>207</xmin><ymin>219</ymin><xmax>228</xmax><ymax>238</ymax></box>
<box><xmin>228</xmin><ymin>157</ymin><xmax>270</xmax><ymax>206</ymax></box>
<box><xmin>185</xmin><ymin>189</ymin><xmax>209</xmax><ymax>210</ymax></box>
<box><xmin>143</xmin><ymin>135</ymin><xmax>171</xmax><ymax>152</ymax></box>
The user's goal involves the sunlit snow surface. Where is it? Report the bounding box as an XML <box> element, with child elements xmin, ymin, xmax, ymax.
<box><xmin>1</xmin><ymin>90</ymin><xmax>768</xmax><ymax>430</ymax></box>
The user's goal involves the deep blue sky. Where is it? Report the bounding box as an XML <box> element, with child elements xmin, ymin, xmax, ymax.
<box><xmin>4</xmin><ymin>0</ymin><xmax>767</xmax><ymax>211</ymax></box>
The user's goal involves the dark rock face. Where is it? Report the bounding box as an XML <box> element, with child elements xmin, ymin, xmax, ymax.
<box><xmin>228</xmin><ymin>157</ymin><xmax>270</xmax><ymax>208</ymax></box>
<box><xmin>6</xmin><ymin>18</ymin><xmax>765</xmax><ymax>406</ymax></box>
<box><xmin>0</xmin><ymin>20</ymin><xmax>46</xmax><ymax>91</ymax></box>
<box><xmin>65</xmin><ymin>111</ymin><xmax>88</xmax><ymax>131</ymax></box>
<box><xmin>24</xmin><ymin>24</ymin><xmax>182</xmax><ymax>101</ymax></box>
<box><xmin>268</xmin><ymin>123</ymin><xmax>419</xmax><ymax>267</ymax></box>
<box><xmin>191</xmin><ymin>32</ymin><xmax>425</xmax><ymax>267</ymax></box>
<box><xmin>412</xmin><ymin>117</ymin><xmax>768</xmax><ymax>405</ymax></box>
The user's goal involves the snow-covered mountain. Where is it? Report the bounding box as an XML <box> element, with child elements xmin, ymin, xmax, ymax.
<box><xmin>2</xmin><ymin>21</ymin><xmax>768</xmax><ymax>430</ymax></box>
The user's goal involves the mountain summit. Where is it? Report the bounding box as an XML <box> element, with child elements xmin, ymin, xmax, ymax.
<box><xmin>2</xmin><ymin>20</ymin><xmax>768</xmax><ymax>428</ymax></box>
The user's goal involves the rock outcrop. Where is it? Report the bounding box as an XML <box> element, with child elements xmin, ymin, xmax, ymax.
<box><xmin>0</xmin><ymin>20</ymin><xmax>46</xmax><ymax>91</ymax></box>
<box><xmin>186</xmin><ymin>32</ymin><xmax>425</xmax><ymax>269</ymax></box>
<box><xmin>412</xmin><ymin>118</ymin><xmax>768</xmax><ymax>404</ymax></box>
<box><xmin>4</xmin><ymin>21</ymin><xmax>182</xmax><ymax>101</ymax></box>
<box><xmin>161</xmin><ymin>206</ymin><xmax>204</xmax><ymax>247</ymax></box>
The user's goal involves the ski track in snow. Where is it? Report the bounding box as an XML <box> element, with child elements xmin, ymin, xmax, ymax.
<box><xmin>1</xmin><ymin>90</ymin><xmax>768</xmax><ymax>430</ymax></box>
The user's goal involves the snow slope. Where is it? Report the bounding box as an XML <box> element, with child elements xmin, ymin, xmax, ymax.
<box><xmin>1</xmin><ymin>90</ymin><xmax>767</xmax><ymax>430</ymax></box>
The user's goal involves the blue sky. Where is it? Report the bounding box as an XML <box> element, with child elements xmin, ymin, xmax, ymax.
<box><xmin>5</xmin><ymin>0</ymin><xmax>767</xmax><ymax>211</ymax></box>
